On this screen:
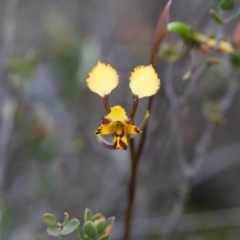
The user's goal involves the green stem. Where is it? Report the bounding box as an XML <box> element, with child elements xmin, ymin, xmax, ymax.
<box><xmin>77</xmin><ymin>228</ymin><xmax>82</xmax><ymax>240</ymax></box>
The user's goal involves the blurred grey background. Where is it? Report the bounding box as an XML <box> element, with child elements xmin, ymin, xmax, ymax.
<box><xmin>0</xmin><ymin>0</ymin><xmax>240</xmax><ymax>239</ymax></box>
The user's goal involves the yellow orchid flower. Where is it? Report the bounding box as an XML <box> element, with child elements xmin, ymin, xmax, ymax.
<box><xmin>95</xmin><ymin>106</ymin><xmax>142</xmax><ymax>150</ymax></box>
<box><xmin>86</xmin><ymin>62</ymin><xmax>160</xmax><ymax>150</ymax></box>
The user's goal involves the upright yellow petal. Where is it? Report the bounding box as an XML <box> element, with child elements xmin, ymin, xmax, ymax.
<box><xmin>86</xmin><ymin>62</ymin><xmax>119</xmax><ymax>97</ymax></box>
<box><xmin>105</xmin><ymin>106</ymin><xmax>128</xmax><ymax>122</ymax></box>
<box><xmin>129</xmin><ymin>65</ymin><xmax>160</xmax><ymax>98</ymax></box>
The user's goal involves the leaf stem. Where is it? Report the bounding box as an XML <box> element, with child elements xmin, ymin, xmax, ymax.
<box><xmin>77</xmin><ymin>228</ymin><xmax>82</xmax><ymax>240</ymax></box>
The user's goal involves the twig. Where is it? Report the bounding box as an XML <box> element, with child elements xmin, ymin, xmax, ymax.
<box><xmin>113</xmin><ymin>207</ymin><xmax>240</xmax><ymax>239</ymax></box>
<box><xmin>163</xmin><ymin>73</ymin><xmax>237</xmax><ymax>240</ymax></box>
<box><xmin>165</xmin><ymin>60</ymin><xmax>211</xmax><ymax>177</ymax></box>
<box><xmin>179</xmin><ymin>61</ymin><xmax>210</xmax><ymax>106</ymax></box>
<box><xmin>0</xmin><ymin>0</ymin><xmax>18</xmax><ymax>66</ymax></box>
<box><xmin>190</xmin><ymin>70</ymin><xmax>237</xmax><ymax>176</ymax></box>
<box><xmin>162</xmin><ymin>181</ymin><xmax>189</xmax><ymax>240</ymax></box>
<box><xmin>162</xmin><ymin>20</ymin><xmax>237</xmax><ymax>239</ymax></box>
<box><xmin>0</xmin><ymin>0</ymin><xmax>19</xmax><ymax>198</ymax></box>
<box><xmin>0</xmin><ymin>100</ymin><xmax>16</xmax><ymax>197</ymax></box>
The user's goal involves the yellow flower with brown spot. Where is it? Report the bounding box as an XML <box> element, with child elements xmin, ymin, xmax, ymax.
<box><xmin>86</xmin><ymin>61</ymin><xmax>160</xmax><ymax>150</ymax></box>
<box><xmin>95</xmin><ymin>106</ymin><xmax>141</xmax><ymax>150</ymax></box>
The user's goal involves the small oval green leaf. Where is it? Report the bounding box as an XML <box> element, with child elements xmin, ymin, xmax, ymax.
<box><xmin>47</xmin><ymin>226</ymin><xmax>61</xmax><ymax>237</ymax></box>
<box><xmin>102</xmin><ymin>217</ymin><xmax>115</xmax><ymax>234</ymax></box>
<box><xmin>220</xmin><ymin>0</ymin><xmax>236</xmax><ymax>11</ymax></box>
<box><xmin>229</xmin><ymin>53</ymin><xmax>240</xmax><ymax>68</ymax></box>
<box><xmin>92</xmin><ymin>213</ymin><xmax>103</xmax><ymax>222</ymax></box>
<box><xmin>83</xmin><ymin>221</ymin><xmax>98</xmax><ymax>238</ymax></box>
<box><xmin>98</xmin><ymin>234</ymin><xmax>109</xmax><ymax>240</ymax></box>
<box><xmin>42</xmin><ymin>213</ymin><xmax>58</xmax><ymax>227</ymax></box>
<box><xmin>63</xmin><ymin>212</ymin><xmax>69</xmax><ymax>225</ymax></box>
<box><xmin>60</xmin><ymin>218</ymin><xmax>80</xmax><ymax>235</ymax></box>
<box><xmin>84</xmin><ymin>208</ymin><xmax>93</xmax><ymax>222</ymax></box>
<box><xmin>167</xmin><ymin>22</ymin><xmax>194</xmax><ymax>41</ymax></box>
<box><xmin>95</xmin><ymin>218</ymin><xmax>105</xmax><ymax>233</ymax></box>
<box><xmin>84</xmin><ymin>235</ymin><xmax>92</xmax><ymax>240</ymax></box>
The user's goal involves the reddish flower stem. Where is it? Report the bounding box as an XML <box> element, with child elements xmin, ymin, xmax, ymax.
<box><xmin>123</xmin><ymin>2</ymin><xmax>172</xmax><ymax>240</ymax></box>
<box><xmin>102</xmin><ymin>94</ymin><xmax>110</xmax><ymax>113</ymax></box>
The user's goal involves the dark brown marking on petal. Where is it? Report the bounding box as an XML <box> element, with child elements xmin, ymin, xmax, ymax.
<box><xmin>134</xmin><ymin>127</ymin><xmax>142</xmax><ymax>133</ymax></box>
<box><xmin>126</xmin><ymin>117</ymin><xmax>135</xmax><ymax>125</ymax></box>
<box><xmin>119</xmin><ymin>139</ymin><xmax>128</xmax><ymax>150</ymax></box>
<box><xmin>114</xmin><ymin>139</ymin><xmax>118</xmax><ymax>149</ymax></box>
<box><xmin>95</xmin><ymin>129</ymin><xmax>102</xmax><ymax>134</ymax></box>
<box><xmin>101</xmin><ymin>117</ymin><xmax>111</xmax><ymax>124</ymax></box>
